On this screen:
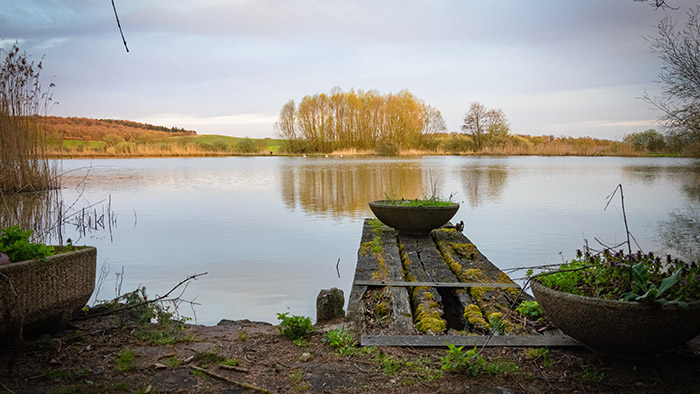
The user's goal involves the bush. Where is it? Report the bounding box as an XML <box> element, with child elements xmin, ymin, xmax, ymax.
<box><xmin>237</xmin><ymin>137</ymin><xmax>257</xmax><ymax>153</ymax></box>
<box><xmin>376</xmin><ymin>140</ymin><xmax>399</xmax><ymax>156</ymax></box>
<box><xmin>277</xmin><ymin>313</ymin><xmax>314</xmax><ymax>340</ymax></box>
<box><xmin>102</xmin><ymin>133</ymin><xmax>125</xmax><ymax>147</ymax></box>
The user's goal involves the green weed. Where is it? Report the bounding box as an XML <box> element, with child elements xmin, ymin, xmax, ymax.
<box><xmin>581</xmin><ymin>367</ymin><xmax>605</xmax><ymax>384</ymax></box>
<box><xmin>289</xmin><ymin>369</ymin><xmax>310</xmax><ymax>391</ymax></box>
<box><xmin>277</xmin><ymin>313</ymin><xmax>315</xmax><ymax>340</ymax></box>
<box><xmin>115</xmin><ymin>348</ymin><xmax>136</xmax><ymax>373</ymax></box>
<box><xmin>0</xmin><ymin>225</ymin><xmax>54</xmax><ymax>262</ymax></box>
<box><xmin>323</xmin><ymin>329</ymin><xmax>357</xmax><ymax>355</ymax></box>
<box><xmin>515</xmin><ymin>300</ymin><xmax>544</xmax><ymax>320</ymax></box>
<box><xmin>524</xmin><ymin>347</ymin><xmax>553</xmax><ymax>368</ymax></box>
<box><xmin>441</xmin><ymin>343</ymin><xmax>516</xmax><ymax>376</ymax></box>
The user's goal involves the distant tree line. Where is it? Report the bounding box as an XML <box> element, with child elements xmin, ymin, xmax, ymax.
<box><xmin>275</xmin><ymin>88</ymin><xmax>446</xmax><ymax>153</ymax></box>
<box><xmin>100</xmin><ymin>119</ymin><xmax>196</xmax><ymax>135</ymax></box>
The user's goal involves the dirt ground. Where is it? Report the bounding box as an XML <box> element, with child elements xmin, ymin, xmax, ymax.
<box><xmin>1</xmin><ymin>313</ymin><xmax>699</xmax><ymax>394</ymax></box>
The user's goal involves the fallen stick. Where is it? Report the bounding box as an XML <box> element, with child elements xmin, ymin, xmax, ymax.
<box><xmin>218</xmin><ymin>364</ymin><xmax>250</xmax><ymax>373</ymax></box>
<box><xmin>189</xmin><ymin>365</ymin><xmax>274</xmax><ymax>394</ymax></box>
<box><xmin>74</xmin><ymin>272</ymin><xmax>207</xmax><ymax>320</ymax></box>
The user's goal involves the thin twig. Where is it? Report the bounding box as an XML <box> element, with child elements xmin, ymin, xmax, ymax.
<box><xmin>75</xmin><ymin>272</ymin><xmax>207</xmax><ymax>320</ymax></box>
<box><xmin>189</xmin><ymin>366</ymin><xmax>275</xmax><ymax>394</ymax></box>
<box><xmin>111</xmin><ymin>0</ymin><xmax>129</xmax><ymax>52</ymax></box>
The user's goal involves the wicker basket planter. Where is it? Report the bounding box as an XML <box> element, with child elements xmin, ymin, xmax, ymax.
<box><xmin>531</xmin><ymin>280</ymin><xmax>700</xmax><ymax>357</ymax></box>
<box><xmin>0</xmin><ymin>246</ymin><xmax>96</xmax><ymax>340</ymax></box>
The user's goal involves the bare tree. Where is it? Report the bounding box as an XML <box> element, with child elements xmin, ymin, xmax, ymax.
<box><xmin>422</xmin><ymin>105</ymin><xmax>447</xmax><ymax>135</ymax></box>
<box><xmin>643</xmin><ymin>6</ymin><xmax>700</xmax><ymax>151</ymax></box>
<box><xmin>461</xmin><ymin>102</ymin><xmax>509</xmax><ymax>150</ymax></box>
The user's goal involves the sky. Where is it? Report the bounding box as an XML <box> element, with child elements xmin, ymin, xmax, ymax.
<box><xmin>0</xmin><ymin>0</ymin><xmax>696</xmax><ymax>140</ymax></box>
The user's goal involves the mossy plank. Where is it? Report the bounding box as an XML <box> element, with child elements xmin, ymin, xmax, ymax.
<box><xmin>348</xmin><ymin>220</ymin><xmax>413</xmax><ymax>334</ymax></box>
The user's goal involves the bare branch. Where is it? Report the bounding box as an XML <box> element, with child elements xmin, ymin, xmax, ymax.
<box><xmin>111</xmin><ymin>0</ymin><xmax>129</xmax><ymax>53</ymax></box>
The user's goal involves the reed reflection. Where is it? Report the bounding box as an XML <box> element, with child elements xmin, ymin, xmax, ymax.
<box><xmin>280</xmin><ymin>160</ymin><xmax>426</xmax><ymax>217</ymax></box>
<box><xmin>460</xmin><ymin>164</ymin><xmax>508</xmax><ymax>207</ymax></box>
<box><xmin>0</xmin><ymin>191</ymin><xmax>58</xmax><ymax>243</ymax></box>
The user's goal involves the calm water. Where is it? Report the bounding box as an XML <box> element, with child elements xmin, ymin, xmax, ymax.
<box><xmin>20</xmin><ymin>156</ymin><xmax>700</xmax><ymax>324</ymax></box>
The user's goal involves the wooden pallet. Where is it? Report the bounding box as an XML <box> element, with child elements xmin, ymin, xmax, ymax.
<box><xmin>346</xmin><ymin>218</ymin><xmax>580</xmax><ymax>347</ymax></box>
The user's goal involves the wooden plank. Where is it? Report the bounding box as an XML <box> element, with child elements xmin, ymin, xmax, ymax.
<box><xmin>354</xmin><ymin>280</ymin><xmax>520</xmax><ymax>289</ymax></box>
<box><xmin>361</xmin><ymin>335</ymin><xmax>581</xmax><ymax>347</ymax></box>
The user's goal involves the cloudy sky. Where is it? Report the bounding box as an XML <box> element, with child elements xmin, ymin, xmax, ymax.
<box><xmin>1</xmin><ymin>0</ymin><xmax>695</xmax><ymax>139</ymax></box>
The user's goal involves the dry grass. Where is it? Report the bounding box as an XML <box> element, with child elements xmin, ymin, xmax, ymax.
<box><xmin>0</xmin><ymin>45</ymin><xmax>57</xmax><ymax>193</ymax></box>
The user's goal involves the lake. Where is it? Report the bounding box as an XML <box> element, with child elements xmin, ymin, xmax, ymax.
<box><xmin>13</xmin><ymin>156</ymin><xmax>700</xmax><ymax>325</ymax></box>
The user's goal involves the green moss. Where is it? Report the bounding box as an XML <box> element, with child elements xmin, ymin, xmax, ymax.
<box><xmin>453</xmin><ymin>243</ymin><xmax>478</xmax><ymax>260</ymax></box>
<box><xmin>416</xmin><ymin>316</ymin><xmax>447</xmax><ymax>333</ymax></box>
<box><xmin>375</xmin><ymin>300</ymin><xmax>392</xmax><ymax>317</ymax></box>
<box><xmin>415</xmin><ymin>303</ymin><xmax>447</xmax><ymax>334</ymax></box>
<box><xmin>463</xmin><ymin>304</ymin><xmax>488</xmax><ymax>330</ymax></box>
<box><xmin>497</xmin><ymin>272</ymin><xmax>521</xmax><ymax>297</ymax></box>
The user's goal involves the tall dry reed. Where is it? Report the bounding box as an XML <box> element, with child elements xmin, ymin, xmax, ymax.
<box><xmin>0</xmin><ymin>44</ymin><xmax>56</xmax><ymax>193</ymax></box>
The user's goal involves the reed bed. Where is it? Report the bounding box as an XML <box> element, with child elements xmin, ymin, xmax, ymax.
<box><xmin>0</xmin><ymin>45</ymin><xmax>57</xmax><ymax>193</ymax></box>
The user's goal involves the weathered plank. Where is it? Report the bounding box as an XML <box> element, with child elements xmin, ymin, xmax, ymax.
<box><xmin>347</xmin><ymin>219</ymin><xmax>414</xmax><ymax>335</ymax></box>
<box><xmin>361</xmin><ymin>335</ymin><xmax>581</xmax><ymax>347</ymax></box>
<box><xmin>354</xmin><ymin>280</ymin><xmax>520</xmax><ymax>289</ymax></box>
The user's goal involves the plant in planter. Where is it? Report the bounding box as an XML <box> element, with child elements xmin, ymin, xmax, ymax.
<box><xmin>0</xmin><ymin>225</ymin><xmax>96</xmax><ymax>343</ymax></box>
<box><xmin>369</xmin><ymin>195</ymin><xmax>460</xmax><ymax>235</ymax></box>
<box><xmin>530</xmin><ymin>185</ymin><xmax>700</xmax><ymax>357</ymax></box>
<box><xmin>532</xmin><ymin>249</ymin><xmax>700</xmax><ymax>356</ymax></box>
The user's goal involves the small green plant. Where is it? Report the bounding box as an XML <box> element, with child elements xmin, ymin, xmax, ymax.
<box><xmin>163</xmin><ymin>356</ymin><xmax>182</xmax><ymax>367</ymax></box>
<box><xmin>288</xmin><ymin>369</ymin><xmax>309</xmax><ymax>391</ymax></box>
<box><xmin>115</xmin><ymin>348</ymin><xmax>136</xmax><ymax>373</ymax></box>
<box><xmin>237</xmin><ymin>331</ymin><xmax>249</xmax><ymax>341</ymax></box>
<box><xmin>220</xmin><ymin>358</ymin><xmax>238</xmax><ymax>367</ymax></box>
<box><xmin>382</xmin><ymin>198</ymin><xmax>454</xmax><ymax>207</ymax></box>
<box><xmin>581</xmin><ymin>367</ymin><xmax>605</xmax><ymax>384</ymax></box>
<box><xmin>440</xmin><ymin>343</ymin><xmax>516</xmax><ymax>376</ymax></box>
<box><xmin>293</xmin><ymin>338</ymin><xmax>309</xmax><ymax>347</ymax></box>
<box><xmin>0</xmin><ymin>225</ymin><xmax>54</xmax><ymax>263</ymax></box>
<box><xmin>515</xmin><ymin>300</ymin><xmax>544</xmax><ymax>320</ymax></box>
<box><xmin>524</xmin><ymin>347</ymin><xmax>553</xmax><ymax>368</ymax></box>
<box><xmin>620</xmin><ymin>262</ymin><xmax>685</xmax><ymax>306</ymax></box>
<box><xmin>193</xmin><ymin>350</ymin><xmax>227</xmax><ymax>367</ymax></box>
<box><xmin>488</xmin><ymin>314</ymin><xmax>506</xmax><ymax>335</ymax></box>
<box><xmin>322</xmin><ymin>329</ymin><xmax>357</xmax><ymax>355</ymax></box>
<box><xmin>277</xmin><ymin>313</ymin><xmax>315</xmax><ymax>340</ymax></box>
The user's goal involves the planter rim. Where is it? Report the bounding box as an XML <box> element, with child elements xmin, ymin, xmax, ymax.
<box><xmin>0</xmin><ymin>246</ymin><xmax>97</xmax><ymax>269</ymax></box>
<box><xmin>369</xmin><ymin>200</ymin><xmax>460</xmax><ymax>209</ymax></box>
<box><xmin>531</xmin><ymin>279</ymin><xmax>700</xmax><ymax>310</ymax></box>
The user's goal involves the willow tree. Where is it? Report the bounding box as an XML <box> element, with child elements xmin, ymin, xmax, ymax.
<box><xmin>276</xmin><ymin>88</ymin><xmax>444</xmax><ymax>153</ymax></box>
<box><xmin>0</xmin><ymin>44</ymin><xmax>56</xmax><ymax>193</ymax></box>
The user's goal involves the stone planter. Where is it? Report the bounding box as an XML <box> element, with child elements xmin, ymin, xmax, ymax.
<box><xmin>368</xmin><ymin>200</ymin><xmax>459</xmax><ymax>235</ymax></box>
<box><xmin>0</xmin><ymin>246</ymin><xmax>97</xmax><ymax>341</ymax></box>
<box><xmin>531</xmin><ymin>280</ymin><xmax>700</xmax><ymax>357</ymax></box>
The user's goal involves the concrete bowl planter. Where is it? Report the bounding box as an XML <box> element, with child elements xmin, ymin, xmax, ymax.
<box><xmin>0</xmin><ymin>246</ymin><xmax>97</xmax><ymax>341</ymax></box>
<box><xmin>368</xmin><ymin>200</ymin><xmax>459</xmax><ymax>235</ymax></box>
<box><xmin>531</xmin><ymin>280</ymin><xmax>700</xmax><ymax>357</ymax></box>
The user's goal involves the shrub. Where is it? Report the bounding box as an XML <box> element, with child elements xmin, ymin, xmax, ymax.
<box><xmin>277</xmin><ymin>312</ymin><xmax>314</xmax><ymax>340</ymax></box>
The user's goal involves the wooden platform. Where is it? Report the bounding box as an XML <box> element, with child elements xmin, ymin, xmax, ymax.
<box><xmin>346</xmin><ymin>218</ymin><xmax>579</xmax><ymax>347</ymax></box>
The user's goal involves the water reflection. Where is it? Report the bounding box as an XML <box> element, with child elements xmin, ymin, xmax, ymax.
<box><xmin>659</xmin><ymin>209</ymin><xmax>700</xmax><ymax>262</ymax></box>
<box><xmin>280</xmin><ymin>159</ymin><xmax>426</xmax><ymax>217</ymax></box>
<box><xmin>0</xmin><ymin>191</ymin><xmax>58</xmax><ymax>243</ymax></box>
<box><xmin>460</xmin><ymin>163</ymin><xmax>508</xmax><ymax>207</ymax></box>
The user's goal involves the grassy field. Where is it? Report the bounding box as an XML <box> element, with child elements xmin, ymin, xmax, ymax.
<box><xmin>50</xmin><ymin>135</ymin><xmax>286</xmax><ymax>157</ymax></box>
